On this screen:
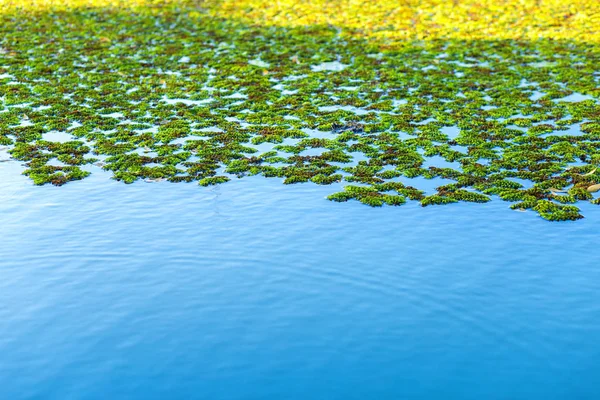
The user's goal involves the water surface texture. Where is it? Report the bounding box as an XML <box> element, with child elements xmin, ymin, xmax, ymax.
<box><xmin>1</xmin><ymin>163</ymin><xmax>600</xmax><ymax>400</ymax></box>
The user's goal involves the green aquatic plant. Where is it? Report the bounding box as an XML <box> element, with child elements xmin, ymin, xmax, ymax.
<box><xmin>532</xmin><ymin>200</ymin><xmax>584</xmax><ymax>221</ymax></box>
<box><xmin>199</xmin><ymin>176</ymin><xmax>231</xmax><ymax>186</ymax></box>
<box><xmin>327</xmin><ymin>185</ymin><xmax>406</xmax><ymax>207</ymax></box>
<box><xmin>0</xmin><ymin>0</ymin><xmax>600</xmax><ymax>221</ymax></box>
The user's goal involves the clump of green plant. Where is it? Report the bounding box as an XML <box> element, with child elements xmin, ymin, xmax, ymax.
<box><xmin>0</xmin><ymin>0</ymin><xmax>599</xmax><ymax>221</ymax></box>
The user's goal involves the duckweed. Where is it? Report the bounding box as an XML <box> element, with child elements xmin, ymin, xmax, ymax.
<box><xmin>1</xmin><ymin>0</ymin><xmax>600</xmax><ymax>221</ymax></box>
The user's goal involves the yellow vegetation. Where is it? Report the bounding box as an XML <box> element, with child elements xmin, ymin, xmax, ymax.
<box><xmin>1</xmin><ymin>0</ymin><xmax>598</xmax><ymax>42</ymax></box>
<box><xmin>206</xmin><ymin>0</ymin><xmax>600</xmax><ymax>42</ymax></box>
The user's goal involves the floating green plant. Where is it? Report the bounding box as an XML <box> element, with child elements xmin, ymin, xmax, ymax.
<box><xmin>1</xmin><ymin>0</ymin><xmax>600</xmax><ymax>221</ymax></box>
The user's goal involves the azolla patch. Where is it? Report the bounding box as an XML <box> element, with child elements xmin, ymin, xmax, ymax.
<box><xmin>1</xmin><ymin>1</ymin><xmax>600</xmax><ymax>221</ymax></box>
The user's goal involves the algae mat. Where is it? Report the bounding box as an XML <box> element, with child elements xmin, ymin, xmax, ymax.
<box><xmin>1</xmin><ymin>0</ymin><xmax>600</xmax><ymax>220</ymax></box>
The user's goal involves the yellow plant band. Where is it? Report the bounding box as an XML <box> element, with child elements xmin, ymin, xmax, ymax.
<box><xmin>2</xmin><ymin>0</ymin><xmax>597</xmax><ymax>42</ymax></box>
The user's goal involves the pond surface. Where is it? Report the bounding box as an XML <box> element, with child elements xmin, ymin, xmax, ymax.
<box><xmin>1</xmin><ymin>161</ymin><xmax>599</xmax><ymax>400</ymax></box>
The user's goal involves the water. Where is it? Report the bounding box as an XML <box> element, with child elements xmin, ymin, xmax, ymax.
<box><xmin>1</xmin><ymin>161</ymin><xmax>600</xmax><ymax>400</ymax></box>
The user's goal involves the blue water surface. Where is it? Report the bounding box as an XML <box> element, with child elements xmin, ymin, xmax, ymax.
<box><xmin>1</xmin><ymin>160</ymin><xmax>599</xmax><ymax>400</ymax></box>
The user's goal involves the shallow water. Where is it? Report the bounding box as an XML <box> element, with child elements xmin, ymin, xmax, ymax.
<box><xmin>1</xmin><ymin>161</ymin><xmax>600</xmax><ymax>400</ymax></box>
